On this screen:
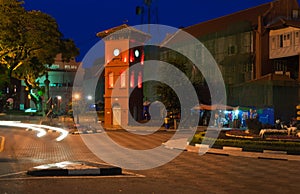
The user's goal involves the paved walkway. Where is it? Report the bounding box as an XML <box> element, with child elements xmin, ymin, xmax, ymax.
<box><xmin>1</xmin><ymin>113</ymin><xmax>300</xmax><ymax>162</ymax></box>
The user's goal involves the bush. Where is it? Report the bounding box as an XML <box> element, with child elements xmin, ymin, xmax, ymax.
<box><xmin>190</xmin><ymin>132</ymin><xmax>300</xmax><ymax>152</ymax></box>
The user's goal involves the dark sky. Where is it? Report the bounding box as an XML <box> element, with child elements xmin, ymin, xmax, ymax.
<box><xmin>23</xmin><ymin>0</ymin><xmax>284</xmax><ymax>61</ymax></box>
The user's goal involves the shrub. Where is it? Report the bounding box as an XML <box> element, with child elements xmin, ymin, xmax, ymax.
<box><xmin>189</xmin><ymin>132</ymin><xmax>300</xmax><ymax>152</ymax></box>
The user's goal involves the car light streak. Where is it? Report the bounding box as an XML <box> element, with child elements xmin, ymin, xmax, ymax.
<box><xmin>0</xmin><ymin>121</ymin><xmax>68</xmax><ymax>141</ymax></box>
<box><xmin>0</xmin><ymin>121</ymin><xmax>47</xmax><ymax>137</ymax></box>
<box><xmin>28</xmin><ymin>124</ymin><xmax>69</xmax><ymax>141</ymax></box>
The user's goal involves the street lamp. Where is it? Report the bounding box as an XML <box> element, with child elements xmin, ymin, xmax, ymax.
<box><xmin>87</xmin><ymin>95</ymin><xmax>92</xmax><ymax>101</ymax></box>
<box><xmin>73</xmin><ymin>93</ymin><xmax>80</xmax><ymax>124</ymax></box>
<box><xmin>57</xmin><ymin>96</ymin><xmax>62</xmax><ymax>113</ymax></box>
<box><xmin>74</xmin><ymin>93</ymin><xmax>80</xmax><ymax>100</ymax></box>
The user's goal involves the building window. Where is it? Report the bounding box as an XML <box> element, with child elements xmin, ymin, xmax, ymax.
<box><xmin>50</xmin><ymin>64</ymin><xmax>60</xmax><ymax>69</ymax></box>
<box><xmin>243</xmin><ymin>63</ymin><xmax>253</xmax><ymax>73</ymax></box>
<box><xmin>138</xmin><ymin>71</ymin><xmax>142</xmax><ymax>88</ymax></box>
<box><xmin>108</xmin><ymin>72</ymin><xmax>114</xmax><ymax>88</ymax></box>
<box><xmin>284</xmin><ymin>33</ymin><xmax>291</xmax><ymax>47</ymax></box>
<box><xmin>271</xmin><ymin>37</ymin><xmax>276</xmax><ymax>50</ymax></box>
<box><xmin>274</xmin><ymin>60</ymin><xmax>287</xmax><ymax>72</ymax></box>
<box><xmin>279</xmin><ymin>34</ymin><xmax>283</xmax><ymax>48</ymax></box>
<box><xmin>130</xmin><ymin>71</ymin><xmax>135</xmax><ymax>88</ymax></box>
<box><xmin>295</xmin><ymin>31</ymin><xmax>299</xmax><ymax>45</ymax></box>
<box><xmin>228</xmin><ymin>45</ymin><xmax>236</xmax><ymax>55</ymax></box>
<box><xmin>195</xmin><ymin>44</ymin><xmax>202</xmax><ymax>59</ymax></box>
<box><xmin>293</xmin><ymin>9</ymin><xmax>299</xmax><ymax>19</ymax></box>
<box><xmin>120</xmin><ymin>71</ymin><xmax>126</xmax><ymax>88</ymax></box>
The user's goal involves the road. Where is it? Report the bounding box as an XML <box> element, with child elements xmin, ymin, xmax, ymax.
<box><xmin>0</xmin><ymin>126</ymin><xmax>300</xmax><ymax>193</ymax></box>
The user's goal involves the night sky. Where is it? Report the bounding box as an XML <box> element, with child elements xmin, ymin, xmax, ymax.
<box><xmin>23</xmin><ymin>0</ymin><xmax>285</xmax><ymax>61</ymax></box>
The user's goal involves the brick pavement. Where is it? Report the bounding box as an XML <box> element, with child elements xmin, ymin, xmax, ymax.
<box><xmin>3</xmin><ymin>113</ymin><xmax>300</xmax><ymax>162</ymax></box>
<box><xmin>1</xmin><ymin>125</ymin><xmax>300</xmax><ymax>193</ymax></box>
<box><xmin>148</xmin><ymin>151</ymin><xmax>300</xmax><ymax>193</ymax></box>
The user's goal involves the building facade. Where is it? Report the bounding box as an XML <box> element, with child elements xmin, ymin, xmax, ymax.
<box><xmin>96</xmin><ymin>24</ymin><xmax>150</xmax><ymax>128</ymax></box>
<box><xmin>25</xmin><ymin>54</ymin><xmax>80</xmax><ymax>114</ymax></box>
<box><xmin>176</xmin><ymin>0</ymin><xmax>300</xmax><ymax>122</ymax></box>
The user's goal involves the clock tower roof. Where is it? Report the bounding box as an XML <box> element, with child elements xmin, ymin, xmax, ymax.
<box><xmin>96</xmin><ymin>24</ymin><xmax>151</xmax><ymax>42</ymax></box>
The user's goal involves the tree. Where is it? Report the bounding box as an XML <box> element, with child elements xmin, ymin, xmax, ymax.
<box><xmin>0</xmin><ymin>0</ymin><xmax>79</xmax><ymax>111</ymax></box>
<box><xmin>156</xmin><ymin>49</ymin><xmax>189</xmax><ymax>112</ymax></box>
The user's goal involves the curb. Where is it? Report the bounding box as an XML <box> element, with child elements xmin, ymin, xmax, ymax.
<box><xmin>27</xmin><ymin>161</ymin><xmax>122</xmax><ymax>176</ymax></box>
<box><xmin>162</xmin><ymin>141</ymin><xmax>300</xmax><ymax>161</ymax></box>
<box><xmin>185</xmin><ymin>145</ymin><xmax>300</xmax><ymax>161</ymax></box>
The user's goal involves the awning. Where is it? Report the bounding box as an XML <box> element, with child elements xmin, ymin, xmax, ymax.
<box><xmin>192</xmin><ymin>104</ymin><xmax>237</xmax><ymax>111</ymax></box>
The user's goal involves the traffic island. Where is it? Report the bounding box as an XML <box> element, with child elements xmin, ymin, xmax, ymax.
<box><xmin>27</xmin><ymin>161</ymin><xmax>122</xmax><ymax>176</ymax></box>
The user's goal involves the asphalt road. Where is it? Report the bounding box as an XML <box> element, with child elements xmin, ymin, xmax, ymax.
<box><xmin>0</xmin><ymin>126</ymin><xmax>300</xmax><ymax>194</ymax></box>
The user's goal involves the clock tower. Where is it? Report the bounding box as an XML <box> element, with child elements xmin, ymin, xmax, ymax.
<box><xmin>97</xmin><ymin>24</ymin><xmax>150</xmax><ymax>128</ymax></box>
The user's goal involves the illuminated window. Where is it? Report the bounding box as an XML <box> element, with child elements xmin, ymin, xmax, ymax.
<box><xmin>108</xmin><ymin>72</ymin><xmax>114</xmax><ymax>88</ymax></box>
<box><xmin>140</xmin><ymin>50</ymin><xmax>144</xmax><ymax>65</ymax></box>
<box><xmin>120</xmin><ymin>71</ymin><xmax>126</xmax><ymax>88</ymax></box>
<box><xmin>130</xmin><ymin>49</ymin><xmax>134</xmax><ymax>62</ymax></box>
<box><xmin>138</xmin><ymin>71</ymin><xmax>142</xmax><ymax>88</ymax></box>
<box><xmin>130</xmin><ymin>71</ymin><xmax>135</xmax><ymax>88</ymax></box>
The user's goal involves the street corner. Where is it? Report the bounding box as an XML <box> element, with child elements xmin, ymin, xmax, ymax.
<box><xmin>26</xmin><ymin>161</ymin><xmax>122</xmax><ymax>176</ymax></box>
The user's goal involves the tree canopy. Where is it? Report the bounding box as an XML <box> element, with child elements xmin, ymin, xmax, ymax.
<box><xmin>0</xmin><ymin>0</ymin><xmax>79</xmax><ymax>111</ymax></box>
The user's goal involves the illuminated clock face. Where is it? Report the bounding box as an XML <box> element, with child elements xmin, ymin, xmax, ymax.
<box><xmin>113</xmin><ymin>48</ymin><xmax>120</xmax><ymax>56</ymax></box>
<box><xmin>134</xmin><ymin>49</ymin><xmax>140</xmax><ymax>57</ymax></box>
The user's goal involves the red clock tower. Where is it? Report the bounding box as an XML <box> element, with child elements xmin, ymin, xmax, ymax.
<box><xmin>97</xmin><ymin>24</ymin><xmax>150</xmax><ymax>128</ymax></box>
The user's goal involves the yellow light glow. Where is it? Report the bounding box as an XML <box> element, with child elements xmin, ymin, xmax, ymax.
<box><xmin>74</xmin><ymin>94</ymin><xmax>80</xmax><ymax>100</ymax></box>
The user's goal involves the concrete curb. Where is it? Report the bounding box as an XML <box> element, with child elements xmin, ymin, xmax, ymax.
<box><xmin>162</xmin><ymin>140</ymin><xmax>300</xmax><ymax>161</ymax></box>
<box><xmin>27</xmin><ymin>161</ymin><xmax>122</xmax><ymax>176</ymax></box>
<box><xmin>184</xmin><ymin>145</ymin><xmax>300</xmax><ymax>161</ymax></box>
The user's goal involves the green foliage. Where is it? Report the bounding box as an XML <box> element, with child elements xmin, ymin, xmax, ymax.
<box><xmin>190</xmin><ymin>132</ymin><xmax>300</xmax><ymax>152</ymax></box>
<box><xmin>156</xmin><ymin>50</ymin><xmax>190</xmax><ymax>112</ymax></box>
<box><xmin>0</xmin><ymin>0</ymin><xmax>79</xmax><ymax>81</ymax></box>
<box><xmin>60</xmin><ymin>39</ymin><xmax>80</xmax><ymax>62</ymax></box>
<box><xmin>0</xmin><ymin>0</ymin><xmax>79</xmax><ymax>110</ymax></box>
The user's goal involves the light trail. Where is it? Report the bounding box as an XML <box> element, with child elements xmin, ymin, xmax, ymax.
<box><xmin>0</xmin><ymin>121</ymin><xmax>68</xmax><ymax>141</ymax></box>
<box><xmin>28</xmin><ymin>123</ymin><xmax>69</xmax><ymax>141</ymax></box>
<box><xmin>0</xmin><ymin>121</ymin><xmax>47</xmax><ymax>138</ymax></box>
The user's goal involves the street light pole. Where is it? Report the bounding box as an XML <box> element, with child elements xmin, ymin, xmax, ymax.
<box><xmin>74</xmin><ymin>94</ymin><xmax>80</xmax><ymax>124</ymax></box>
<box><xmin>57</xmin><ymin>96</ymin><xmax>62</xmax><ymax>113</ymax></box>
<box><xmin>43</xmin><ymin>73</ymin><xmax>50</xmax><ymax>117</ymax></box>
